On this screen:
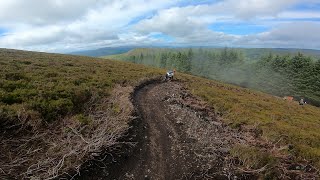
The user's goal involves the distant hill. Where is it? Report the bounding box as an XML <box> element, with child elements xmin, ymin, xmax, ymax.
<box><xmin>69</xmin><ymin>46</ymin><xmax>135</xmax><ymax>57</ymax></box>
<box><xmin>241</xmin><ymin>48</ymin><xmax>320</xmax><ymax>60</ymax></box>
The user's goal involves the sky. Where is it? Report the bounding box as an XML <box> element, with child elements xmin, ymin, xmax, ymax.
<box><xmin>0</xmin><ymin>0</ymin><xmax>320</xmax><ymax>52</ymax></box>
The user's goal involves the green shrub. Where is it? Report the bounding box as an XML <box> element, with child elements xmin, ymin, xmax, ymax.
<box><xmin>45</xmin><ymin>72</ymin><xmax>59</xmax><ymax>78</ymax></box>
<box><xmin>0</xmin><ymin>104</ymin><xmax>22</xmax><ymax>124</ymax></box>
<box><xmin>0</xmin><ymin>92</ymin><xmax>23</xmax><ymax>104</ymax></box>
<box><xmin>31</xmin><ymin>98</ymin><xmax>73</xmax><ymax>122</ymax></box>
<box><xmin>5</xmin><ymin>72</ymin><xmax>28</xmax><ymax>81</ymax></box>
<box><xmin>71</xmin><ymin>87</ymin><xmax>92</xmax><ymax>112</ymax></box>
<box><xmin>1</xmin><ymin>80</ymin><xmax>31</xmax><ymax>92</ymax></box>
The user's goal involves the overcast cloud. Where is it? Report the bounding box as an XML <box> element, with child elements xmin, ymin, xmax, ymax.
<box><xmin>0</xmin><ymin>0</ymin><xmax>319</xmax><ymax>52</ymax></box>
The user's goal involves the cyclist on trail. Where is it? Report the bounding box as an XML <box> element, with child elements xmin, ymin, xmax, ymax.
<box><xmin>165</xmin><ymin>69</ymin><xmax>175</xmax><ymax>81</ymax></box>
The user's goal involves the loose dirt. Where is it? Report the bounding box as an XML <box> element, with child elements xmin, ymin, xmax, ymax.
<box><xmin>76</xmin><ymin>80</ymin><xmax>251</xmax><ymax>179</ymax></box>
<box><xmin>76</xmin><ymin>80</ymin><xmax>255</xmax><ymax>180</ymax></box>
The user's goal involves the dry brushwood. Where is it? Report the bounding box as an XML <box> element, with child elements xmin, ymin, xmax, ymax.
<box><xmin>0</xmin><ymin>85</ymin><xmax>134</xmax><ymax>179</ymax></box>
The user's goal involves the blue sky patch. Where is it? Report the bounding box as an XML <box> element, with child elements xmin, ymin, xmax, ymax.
<box><xmin>150</xmin><ymin>33</ymin><xmax>174</xmax><ymax>42</ymax></box>
<box><xmin>289</xmin><ymin>2</ymin><xmax>320</xmax><ymax>11</ymax></box>
<box><xmin>127</xmin><ymin>12</ymin><xmax>156</xmax><ymax>26</ymax></box>
<box><xmin>274</xmin><ymin>18</ymin><xmax>320</xmax><ymax>22</ymax></box>
<box><xmin>177</xmin><ymin>0</ymin><xmax>219</xmax><ymax>7</ymax></box>
<box><xmin>208</xmin><ymin>23</ymin><xmax>269</xmax><ymax>35</ymax></box>
<box><xmin>0</xmin><ymin>28</ymin><xmax>8</xmax><ymax>36</ymax></box>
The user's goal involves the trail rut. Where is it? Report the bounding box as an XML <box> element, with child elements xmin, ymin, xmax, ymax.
<box><xmin>111</xmin><ymin>81</ymin><xmax>249</xmax><ymax>180</ymax></box>
<box><xmin>77</xmin><ymin>80</ymin><xmax>254</xmax><ymax>180</ymax></box>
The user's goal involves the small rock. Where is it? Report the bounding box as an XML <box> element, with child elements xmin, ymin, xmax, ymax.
<box><xmin>176</xmin><ymin>120</ymin><xmax>183</xmax><ymax>125</ymax></box>
<box><xmin>212</xmin><ymin>121</ymin><xmax>222</xmax><ymax>126</ymax></box>
<box><xmin>219</xmin><ymin>148</ymin><xmax>230</xmax><ymax>153</ymax></box>
<box><xmin>91</xmin><ymin>153</ymin><xmax>99</xmax><ymax>157</ymax></box>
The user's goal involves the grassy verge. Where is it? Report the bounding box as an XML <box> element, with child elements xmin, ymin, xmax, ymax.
<box><xmin>180</xmin><ymin>73</ymin><xmax>320</xmax><ymax>170</ymax></box>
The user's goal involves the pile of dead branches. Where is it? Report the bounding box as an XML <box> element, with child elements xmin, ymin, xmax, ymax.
<box><xmin>0</xmin><ymin>85</ymin><xmax>133</xmax><ymax>179</ymax></box>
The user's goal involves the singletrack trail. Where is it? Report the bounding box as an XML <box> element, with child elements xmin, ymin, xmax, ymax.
<box><xmin>77</xmin><ymin>81</ymin><xmax>254</xmax><ymax>180</ymax></box>
<box><xmin>112</xmin><ymin>81</ymin><xmax>250</xmax><ymax>180</ymax></box>
<box><xmin>123</xmin><ymin>81</ymin><xmax>194</xmax><ymax>179</ymax></box>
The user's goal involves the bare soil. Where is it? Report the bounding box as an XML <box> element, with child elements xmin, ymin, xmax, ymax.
<box><xmin>76</xmin><ymin>80</ymin><xmax>255</xmax><ymax>180</ymax></box>
<box><xmin>117</xmin><ymin>81</ymin><xmax>247</xmax><ymax>180</ymax></box>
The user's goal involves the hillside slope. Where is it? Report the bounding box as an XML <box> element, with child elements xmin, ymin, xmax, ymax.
<box><xmin>1</xmin><ymin>49</ymin><xmax>320</xmax><ymax>179</ymax></box>
<box><xmin>0</xmin><ymin>48</ymin><xmax>163</xmax><ymax>179</ymax></box>
<box><xmin>70</xmin><ymin>46</ymin><xmax>134</xmax><ymax>57</ymax></box>
<box><xmin>181</xmin><ymin>73</ymin><xmax>320</xmax><ymax>170</ymax></box>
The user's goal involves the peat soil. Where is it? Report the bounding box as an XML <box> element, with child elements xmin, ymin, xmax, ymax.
<box><xmin>76</xmin><ymin>80</ymin><xmax>254</xmax><ymax>180</ymax></box>
<box><xmin>112</xmin><ymin>81</ymin><xmax>253</xmax><ymax>180</ymax></box>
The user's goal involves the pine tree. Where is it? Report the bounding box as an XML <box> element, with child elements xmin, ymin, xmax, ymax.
<box><xmin>160</xmin><ymin>53</ymin><xmax>167</xmax><ymax>68</ymax></box>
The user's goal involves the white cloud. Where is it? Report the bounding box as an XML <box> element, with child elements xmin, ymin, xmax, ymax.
<box><xmin>0</xmin><ymin>0</ymin><xmax>178</xmax><ymax>51</ymax></box>
<box><xmin>278</xmin><ymin>11</ymin><xmax>320</xmax><ymax>19</ymax></box>
<box><xmin>0</xmin><ymin>0</ymin><xmax>320</xmax><ymax>51</ymax></box>
<box><xmin>219</xmin><ymin>0</ymin><xmax>301</xmax><ymax>18</ymax></box>
<box><xmin>235</xmin><ymin>22</ymin><xmax>320</xmax><ymax>49</ymax></box>
<box><xmin>0</xmin><ymin>0</ymin><xmax>95</xmax><ymax>26</ymax></box>
<box><xmin>134</xmin><ymin>0</ymin><xmax>320</xmax><ymax>49</ymax></box>
<box><xmin>258</xmin><ymin>22</ymin><xmax>320</xmax><ymax>44</ymax></box>
<box><xmin>134</xmin><ymin>0</ymin><xmax>298</xmax><ymax>36</ymax></box>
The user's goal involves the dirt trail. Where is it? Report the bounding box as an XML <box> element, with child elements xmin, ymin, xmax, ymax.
<box><xmin>109</xmin><ymin>81</ymin><xmax>250</xmax><ymax>180</ymax></box>
<box><xmin>77</xmin><ymin>80</ymin><xmax>320</xmax><ymax>180</ymax></box>
<box><xmin>123</xmin><ymin>82</ymin><xmax>192</xmax><ymax>179</ymax></box>
<box><xmin>76</xmin><ymin>80</ymin><xmax>253</xmax><ymax>180</ymax></box>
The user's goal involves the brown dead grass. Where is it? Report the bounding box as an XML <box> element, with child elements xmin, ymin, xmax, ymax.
<box><xmin>0</xmin><ymin>84</ymin><xmax>135</xmax><ymax>179</ymax></box>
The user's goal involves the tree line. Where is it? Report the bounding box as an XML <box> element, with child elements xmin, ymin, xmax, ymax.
<box><xmin>119</xmin><ymin>48</ymin><xmax>320</xmax><ymax>106</ymax></box>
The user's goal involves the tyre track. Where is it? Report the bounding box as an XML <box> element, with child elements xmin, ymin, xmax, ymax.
<box><xmin>77</xmin><ymin>80</ymin><xmax>253</xmax><ymax>180</ymax></box>
<box><xmin>116</xmin><ymin>81</ymin><xmax>234</xmax><ymax>180</ymax></box>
